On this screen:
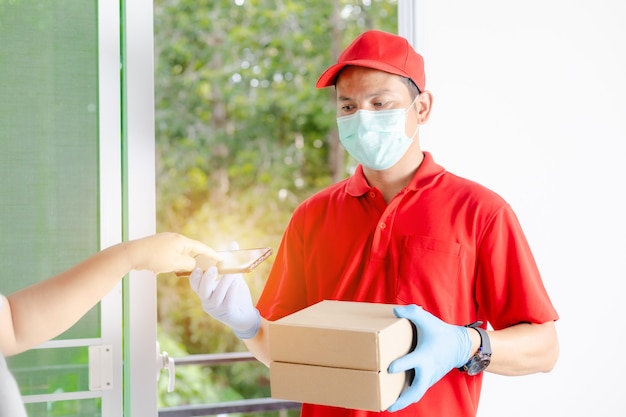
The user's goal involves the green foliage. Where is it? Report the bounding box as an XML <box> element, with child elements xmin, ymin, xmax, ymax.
<box><xmin>154</xmin><ymin>0</ymin><xmax>397</xmax><ymax>412</ymax></box>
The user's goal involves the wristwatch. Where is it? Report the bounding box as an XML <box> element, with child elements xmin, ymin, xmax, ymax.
<box><xmin>458</xmin><ymin>321</ymin><xmax>492</xmax><ymax>376</ymax></box>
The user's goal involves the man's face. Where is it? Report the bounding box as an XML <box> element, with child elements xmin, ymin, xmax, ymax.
<box><xmin>335</xmin><ymin>66</ymin><xmax>419</xmax><ymax>138</ymax></box>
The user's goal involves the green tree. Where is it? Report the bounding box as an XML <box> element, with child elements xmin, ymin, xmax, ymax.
<box><xmin>154</xmin><ymin>0</ymin><xmax>397</xmax><ymax>413</ymax></box>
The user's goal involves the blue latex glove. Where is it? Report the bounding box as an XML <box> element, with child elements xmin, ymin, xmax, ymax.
<box><xmin>387</xmin><ymin>304</ymin><xmax>472</xmax><ymax>412</ymax></box>
<box><xmin>189</xmin><ymin>265</ymin><xmax>260</xmax><ymax>339</ymax></box>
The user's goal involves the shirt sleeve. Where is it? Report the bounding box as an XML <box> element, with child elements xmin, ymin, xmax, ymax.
<box><xmin>476</xmin><ymin>205</ymin><xmax>559</xmax><ymax>329</ymax></box>
<box><xmin>256</xmin><ymin>209</ymin><xmax>309</xmax><ymax>321</ymax></box>
<box><xmin>0</xmin><ymin>353</ymin><xmax>28</xmax><ymax>417</ymax></box>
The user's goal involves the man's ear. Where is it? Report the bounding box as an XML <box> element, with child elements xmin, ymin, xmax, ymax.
<box><xmin>416</xmin><ymin>90</ymin><xmax>433</xmax><ymax>124</ymax></box>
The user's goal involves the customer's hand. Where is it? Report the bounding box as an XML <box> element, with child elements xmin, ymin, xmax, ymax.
<box><xmin>124</xmin><ymin>232</ymin><xmax>221</xmax><ymax>274</ymax></box>
<box><xmin>387</xmin><ymin>305</ymin><xmax>472</xmax><ymax>412</ymax></box>
<box><xmin>189</xmin><ymin>266</ymin><xmax>260</xmax><ymax>339</ymax></box>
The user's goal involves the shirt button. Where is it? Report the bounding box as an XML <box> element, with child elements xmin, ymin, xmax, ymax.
<box><xmin>379</xmin><ymin>222</ymin><xmax>387</xmax><ymax>229</ymax></box>
<box><xmin>369</xmin><ymin>191</ymin><xmax>376</xmax><ymax>198</ymax></box>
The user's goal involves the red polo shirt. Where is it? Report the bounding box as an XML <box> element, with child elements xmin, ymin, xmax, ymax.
<box><xmin>257</xmin><ymin>152</ymin><xmax>558</xmax><ymax>417</ymax></box>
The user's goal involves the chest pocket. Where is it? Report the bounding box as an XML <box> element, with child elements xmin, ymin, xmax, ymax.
<box><xmin>396</xmin><ymin>235</ymin><xmax>463</xmax><ymax>309</ymax></box>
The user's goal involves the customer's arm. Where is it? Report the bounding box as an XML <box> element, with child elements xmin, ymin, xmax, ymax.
<box><xmin>0</xmin><ymin>232</ymin><xmax>220</xmax><ymax>356</ymax></box>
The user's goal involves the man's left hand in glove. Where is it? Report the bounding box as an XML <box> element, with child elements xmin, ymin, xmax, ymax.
<box><xmin>387</xmin><ymin>304</ymin><xmax>474</xmax><ymax>412</ymax></box>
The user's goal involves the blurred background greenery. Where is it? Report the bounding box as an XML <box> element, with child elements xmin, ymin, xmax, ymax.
<box><xmin>153</xmin><ymin>0</ymin><xmax>397</xmax><ymax>414</ymax></box>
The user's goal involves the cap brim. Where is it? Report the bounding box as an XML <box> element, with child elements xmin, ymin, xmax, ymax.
<box><xmin>315</xmin><ymin>59</ymin><xmax>413</xmax><ymax>88</ymax></box>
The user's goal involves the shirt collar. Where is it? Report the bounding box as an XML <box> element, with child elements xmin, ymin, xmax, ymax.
<box><xmin>345</xmin><ymin>152</ymin><xmax>445</xmax><ymax>197</ymax></box>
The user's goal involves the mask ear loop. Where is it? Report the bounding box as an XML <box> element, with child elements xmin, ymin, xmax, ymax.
<box><xmin>405</xmin><ymin>94</ymin><xmax>420</xmax><ymax>114</ymax></box>
<box><xmin>405</xmin><ymin>94</ymin><xmax>421</xmax><ymax>140</ymax></box>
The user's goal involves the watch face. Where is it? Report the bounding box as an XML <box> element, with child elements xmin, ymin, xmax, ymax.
<box><xmin>467</xmin><ymin>356</ymin><xmax>491</xmax><ymax>376</ymax></box>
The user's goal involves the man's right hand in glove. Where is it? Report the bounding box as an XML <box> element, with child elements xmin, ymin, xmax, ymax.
<box><xmin>189</xmin><ymin>266</ymin><xmax>260</xmax><ymax>339</ymax></box>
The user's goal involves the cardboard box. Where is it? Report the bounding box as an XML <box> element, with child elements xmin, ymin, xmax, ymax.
<box><xmin>269</xmin><ymin>300</ymin><xmax>415</xmax><ymax>411</ymax></box>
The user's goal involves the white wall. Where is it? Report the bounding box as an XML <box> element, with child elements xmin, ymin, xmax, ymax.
<box><xmin>410</xmin><ymin>1</ymin><xmax>625</xmax><ymax>415</ymax></box>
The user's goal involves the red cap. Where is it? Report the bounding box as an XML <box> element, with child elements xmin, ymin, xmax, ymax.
<box><xmin>316</xmin><ymin>30</ymin><xmax>425</xmax><ymax>91</ymax></box>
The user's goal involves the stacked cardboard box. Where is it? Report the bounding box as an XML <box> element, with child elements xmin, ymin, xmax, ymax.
<box><xmin>269</xmin><ymin>300</ymin><xmax>415</xmax><ymax>411</ymax></box>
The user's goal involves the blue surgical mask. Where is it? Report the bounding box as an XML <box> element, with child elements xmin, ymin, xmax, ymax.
<box><xmin>336</xmin><ymin>97</ymin><xmax>419</xmax><ymax>171</ymax></box>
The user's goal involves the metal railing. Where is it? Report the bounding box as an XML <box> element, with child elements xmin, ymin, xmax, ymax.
<box><xmin>157</xmin><ymin>352</ymin><xmax>300</xmax><ymax>417</ymax></box>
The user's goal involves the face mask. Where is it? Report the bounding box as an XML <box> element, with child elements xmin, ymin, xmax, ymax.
<box><xmin>336</xmin><ymin>97</ymin><xmax>419</xmax><ymax>171</ymax></box>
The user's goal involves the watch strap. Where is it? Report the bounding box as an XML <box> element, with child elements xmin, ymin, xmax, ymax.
<box><xmin>458</xmin><ymin>321</ymin><xmax>492</xmax><ymax>374</ymax></box>
<box><xmin>467</xmin><ymin>321</ymin><xmax>491</xmax><ymax>355</ymax></box>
